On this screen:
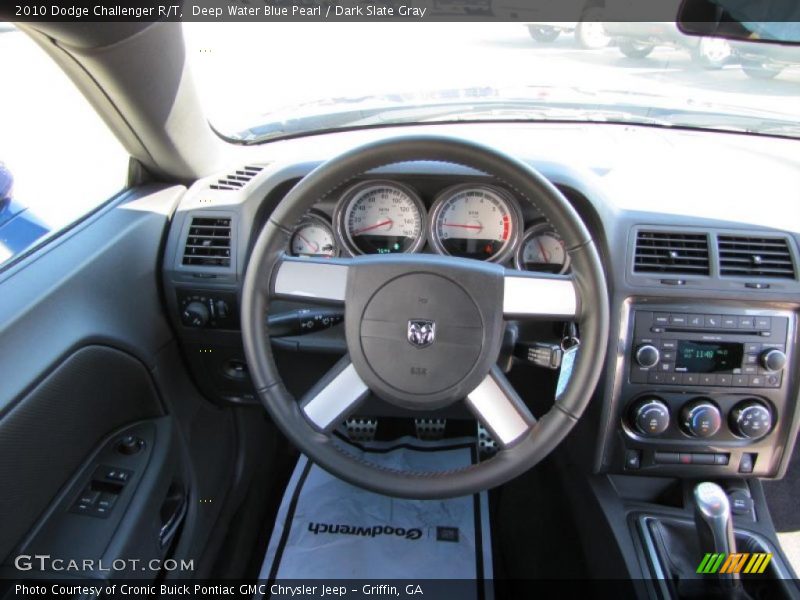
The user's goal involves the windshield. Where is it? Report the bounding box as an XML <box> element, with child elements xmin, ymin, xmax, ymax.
<box><xmin>184</xmin><ymin>23</ymin><xmax>800</xmax><ymax>142</ymax></box>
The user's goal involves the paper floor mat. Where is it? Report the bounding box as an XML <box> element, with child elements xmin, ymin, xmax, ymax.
<box><xmin>260</xmin><ymin>436</ymin><xmax>492</xmax><ymax>592</ymax></box>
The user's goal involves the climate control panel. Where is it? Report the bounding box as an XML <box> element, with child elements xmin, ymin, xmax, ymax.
<box><xmin>627</xmin><ymin>394</ymin><xmax>774</xmax><ymax>442</ymax></box>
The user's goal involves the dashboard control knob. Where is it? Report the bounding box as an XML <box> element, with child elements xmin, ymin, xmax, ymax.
<box><xmin>635</xmin><ymin>344</ymin><xmax>661</xmax><ymax>368</ymax></box>
<box><xmin>730</xmin><ymin>400</ymin><xmax>773</xmax><ymax>440</ymax></box>
<box><xmin>630</xmin><ymin>397</ymin><xmax>671</xmax><ymax>436</ymax></box>
<box><xmin>182</xmin><ymin>301</ymin><xmax>210</xmax><ymax>328</ymax></box>
<box><xmin>680</xmin><ymin>399</ymin><xmax>722</xmax><ymax>438</ymax></box>
<box><xmin>759</xmin><ymin>349</ymin><xmax>786</xmax><ymax>373</ymax></box>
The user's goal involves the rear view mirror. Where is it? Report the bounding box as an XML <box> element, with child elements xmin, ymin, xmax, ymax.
<box><xmin>678</xmin><ymin>0</ymin><xmax>800</xmax><ymax>44</ymax></box>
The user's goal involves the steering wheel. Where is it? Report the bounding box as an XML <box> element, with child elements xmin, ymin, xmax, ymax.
<box><xmin>241</xmin><ymin>136</ymin><xmax>609</xmax><ymax>499</ymax></box>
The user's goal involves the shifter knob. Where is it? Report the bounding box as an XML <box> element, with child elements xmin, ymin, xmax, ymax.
<box><xmin>694</xmin><ymin>482</ymin><xmax>739</xmax><ymax>586</ymax></box>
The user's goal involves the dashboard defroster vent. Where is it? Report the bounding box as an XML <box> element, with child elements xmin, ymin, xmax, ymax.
<box><xmin>718</xmin><ymin>235</ymin><xmax>795</xmax><ymax>279</ymax></box>
<box><xmin>182</xmin><ymin>217</ymin><xmax>232</xmax><ymax>267</ymax></box>
<box><xmin>634</xmin><ymin>230</ymin><xmax>710</xmax><ymax>276</ymax></box>
<box><xmin>209</xmin><ymin>165</ymin><xmax>264</xmax><ymax>191</ymax></box>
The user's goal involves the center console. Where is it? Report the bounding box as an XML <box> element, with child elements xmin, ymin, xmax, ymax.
<box><xmin>606</xmin><ymin>302</ymin><xmax>798</xmax><ymax>478</ymax></box>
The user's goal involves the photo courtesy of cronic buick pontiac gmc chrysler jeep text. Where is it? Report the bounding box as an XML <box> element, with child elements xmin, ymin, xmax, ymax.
<box><xmin>1</xmin><ymin>1</ymin><xmax>800</xmax><ymax>599</ymax></box>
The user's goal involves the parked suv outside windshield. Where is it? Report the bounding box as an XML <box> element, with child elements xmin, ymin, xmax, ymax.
<box><xmin>184</xmin><ymin>23</ymin><xmax>800</xmax><ymax>142</ymax></box>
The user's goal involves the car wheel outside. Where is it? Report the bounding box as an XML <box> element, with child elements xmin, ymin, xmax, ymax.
<box><xmin>691</xmin><ymin>37</ymin><xmax>732</xmax><ymax>69</ymax></box>
<box><xmin>741</xmin><ymin>58</ymin><xmax>784</xmax><ymax>80</ymax></box>
<box><xmin>619</xmin><ymin>39</ymin><xmax>655</xmax><ymax>59</ymax></box>
<box><xmin>528</xmin><ymin>25</ymin><xmax>560</xmax><ymax>43</ymax></box>
<box><xmin>575</xmin><ymin>10</ymin><xmax>610</xmax><ymax>49</ymax></box>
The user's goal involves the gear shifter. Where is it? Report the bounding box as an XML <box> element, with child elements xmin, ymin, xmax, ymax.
<box><xmin>693</xmin><ymin>482</ymin><xmax>739</xmax><ymax>588</ymax></box>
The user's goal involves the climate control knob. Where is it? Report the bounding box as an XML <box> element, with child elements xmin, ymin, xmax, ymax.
<box><xmin>680</xmin><ymin>399</ymin><xmax>722</xmax><ymax>438</ymax></box>
<box><xmin>182</xmin><ymin>301</ymin><xmax>210</xmax><ymax>328</ymax></box>
<box><xmin>730</xmin><ymin>400</ymin><xmax>773</xmax><ymax>440</ymax></box>
<box><xmin>760</xmin><ymin>349</ymin><xmax>786</xmax><ymax>373</ymax></box>
<box><xmin>635</xmin><ymin>344</ymin><xmax>661</xmax><ymax>368</ymax></box>
<box><xmin>630</xmin><ymin>397</ymin><xmax>671</xmax><ymax>436</ymax></box>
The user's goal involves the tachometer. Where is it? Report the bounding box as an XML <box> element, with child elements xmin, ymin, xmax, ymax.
<box><xmin>515</xmin><ymin>223</ymin><xmax>570</xmax><ymax>273</ymax></box>
<box><xmin>289</xmin><ymin>214</ymin><xmax>338</xmax><ymax>258</ymax></box>
<box><xmin>335</xmin><ymin>181</ymin><xmax>425</xmax><ymax>255</ymax></box>
<box><xmin>429</xmin><ymin>184</ymin><xmax>521</xmax><ymax>262</ymax></box>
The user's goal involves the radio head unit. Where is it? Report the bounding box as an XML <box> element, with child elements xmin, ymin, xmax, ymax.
<box><xmin>630</xmin><ymin>310</ymin><xmax>789</xmax><ymax>389</ymax></box>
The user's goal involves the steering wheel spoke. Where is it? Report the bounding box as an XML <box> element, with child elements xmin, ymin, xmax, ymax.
<box><xmin>503</xmin><ymin>270</ymin><xmax>578</xmax><ymax>320</ymax></box>
<box><xmin>299</xmin><ymin>356</ymin><xmax>370</xmax><ymax>432</ymax></box>
<box><xmin>465</xmin><ymin>367</ymin><xmax>535</xmax><ymax>448</ymax></box>
<box><xmin>272</xmin><ymin>255</ymin><xmax>350</xmax><ymax>303</ymax></box>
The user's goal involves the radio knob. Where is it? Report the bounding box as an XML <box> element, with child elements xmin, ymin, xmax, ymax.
<box><xmin>182</xmin><ymin>301</ymin><xmax>210</xmax><ymax>328</ymax></box>
<box><xmin>630</xmin><ymin>397</ymin><xmax>670</xmax><ymax>436</ymax></box>
<box><xmin>730</xmin><ymin>400</ymin><xmax>773</xmax><ymax>440</ymax></box>
<box><xmin>635</xmin><ymin>344</ymin><xmax>660</xmax><ymax>368</ymax></box>
<box><xmin>680</xmin><ymin>399</ymin><xmax>722</xmax><ymax>438</ymax></box>
<box><xmin>760</xmin><ymin>349</ymin><xmax>786</xmax><ymax>373</ymax></box>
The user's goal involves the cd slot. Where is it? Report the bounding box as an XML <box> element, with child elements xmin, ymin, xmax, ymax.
<box><xmin>657</xmin><ymin>327</ymin><xmax>768</xmax><ymax>336</ymax></box>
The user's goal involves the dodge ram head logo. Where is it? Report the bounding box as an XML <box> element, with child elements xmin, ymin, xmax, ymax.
<box><xmin>407</xmin><ymin>320</ymin><xmax>436</xmax><ymax>348</ymax></box>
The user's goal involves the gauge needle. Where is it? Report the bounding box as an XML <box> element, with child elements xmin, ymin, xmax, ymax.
<box><xmin>352</xmin><ymin>219</ymin><xmax>392</xmax><ymax>235</ymax></box>
<box><xmin>536</xmin><ymin>239</ymin><xmax>550</xmax><ymax>263</ymax></box>
<box><xmin>443</xmin><ymin>222</ymin><xmax>483</xmax><ymax>231</ymax></box>
<box><xmin>296</xmin><ymin>232</ymin><xmax>319</xmax><ymax>253</ymax></box>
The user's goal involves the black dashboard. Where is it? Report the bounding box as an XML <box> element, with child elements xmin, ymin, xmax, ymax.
<box><xmin>160</xmin><ymin>122</ymin><xmax>800</xmax><ymax>483</ymax></box>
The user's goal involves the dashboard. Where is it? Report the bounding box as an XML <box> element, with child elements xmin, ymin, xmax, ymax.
<box><xmin>286</xmin><ymin>178</ymin><xmax>570</xmax><ymax>274</ymax></box>
<box><xmin>160</xmin><ymin>121</ymin><xmax>800</xmax><ymax>482</ymax></box>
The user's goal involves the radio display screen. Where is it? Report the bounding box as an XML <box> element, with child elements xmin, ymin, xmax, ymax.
<box><xmin>676</xmin><ymin>341</ymin><xmax>743</xmax><ymax>373</ymax></box>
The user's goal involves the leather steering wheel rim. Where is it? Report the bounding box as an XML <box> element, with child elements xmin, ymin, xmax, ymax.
<box><xmin>241</xmin><ymin>135</ymin><xmax>609</xmax><ymax>499</ymax></box>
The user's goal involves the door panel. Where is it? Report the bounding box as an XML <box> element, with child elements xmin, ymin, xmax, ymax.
<box><xmin>0</xmin><ymin>184</ymin><xmax>241</xmax><ymax>577</ymax></box>
<box><xmin>0</xmin><ymin>345</ymin><xmax>164</xmax><ymax>562</ymax></box>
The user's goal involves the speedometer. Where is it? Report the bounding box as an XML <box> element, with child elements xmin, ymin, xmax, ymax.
<box><xmin>429</xmin><ymin>184</ymin><xmax>522</xmax><ymax>262</ymax></box>
<box><xmin>335</xmin><ymin>181</ymin><xmax>426</xmax><ymax>255</ymax></box>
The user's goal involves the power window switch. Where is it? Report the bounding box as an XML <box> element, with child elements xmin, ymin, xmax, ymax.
<box><xmin>97</xmin><ymin>493</ymin><xmax>117</xmax><ymax>511</ymax></box>
<box><xmin>71</xmin><ymin>502</ymin><xmax>93</xmax><ymax>516</ymax></box>
<box><xmin>78</xmin><ymin>489</ymin><xmax>100</xmax><ymax>507</ymax></box>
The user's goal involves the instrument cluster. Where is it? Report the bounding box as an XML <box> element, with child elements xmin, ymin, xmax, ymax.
<box><xmin>288</xmin><ymin>179</ymin><xmax>570</xmax><ymax>273</ymax></box>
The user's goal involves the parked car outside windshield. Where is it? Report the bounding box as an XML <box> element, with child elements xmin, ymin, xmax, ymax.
<box><xmin>183</xmin><ymin>23</ymin><xmax>800</xmax><ymax>143</ymax></box>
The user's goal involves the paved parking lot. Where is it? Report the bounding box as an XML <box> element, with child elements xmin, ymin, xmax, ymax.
<box><xmin>183</xmin><ymin>23</ymin><xmax>800</xmax><ymax>133</ymax></box>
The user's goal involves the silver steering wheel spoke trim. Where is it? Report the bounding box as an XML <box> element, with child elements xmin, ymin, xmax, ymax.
<box><xmin>300</xmin><ymin>357</ymin><xmax>369</xmax><ymax>432</ymax></box>
<box><xmin>503</xmin><ymin>270</ymin><xmax>578</xmax><ymax>319</ymax></box>
<box><xmin>272</xmin><ymin>255</ymin><xmax>350</xmax><ymax>302</ymax></box>
<box><xmin>466</xmin><ymin>366</ymin><xmax>535</xmax><ymax>448</ymax></box>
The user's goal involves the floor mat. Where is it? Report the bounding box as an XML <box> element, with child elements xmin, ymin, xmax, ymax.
<box><xmin>259</xmin><ymin>436</ymin><xmax>492</xmax><ymax>596</ymax></box>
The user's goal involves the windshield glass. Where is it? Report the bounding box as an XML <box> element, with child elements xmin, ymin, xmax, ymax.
<box><xmin>184</xmin><ymin>23</ymin><xmax>800</xmax><ymax>142</ymax></box>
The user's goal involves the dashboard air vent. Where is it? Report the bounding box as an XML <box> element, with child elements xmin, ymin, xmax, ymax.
<box><xmin>209</xmin><ymin>165</ymin><xmax>264</xmax><ymax>191</ymax></box>
<box><xmin>634</xmin><ymin>230</ymin><xmax>710</xmax><ymax>275</ymax></box>
<box><xmin>182</xmin><ymin>217</ymin><xmax>232</xmax><ymax>267</ymax></box>
<box><xmin>718</xmin><ymin>235</ymin><xmax>795</xmax><ymax>279</ymax></box>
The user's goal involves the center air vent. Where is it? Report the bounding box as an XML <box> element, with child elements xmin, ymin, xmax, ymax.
<box><xmin>718</xmin><ymin>235</ymin><xmax>795</xmax><ymax>279</ymax></box>
<box><xmin>209</xmin><ymin>165</ymin><xmax>264</xmax><ymax>191</ymax></box>
<box><xmin>182</xmin><ymin>217</ymin><xmax>232</xmax><ymax>267</ymax></box>
<box><xmin>634</xmin><ymin>230</ymin><xmax>710</xmax><ymax>276</ymax></box>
